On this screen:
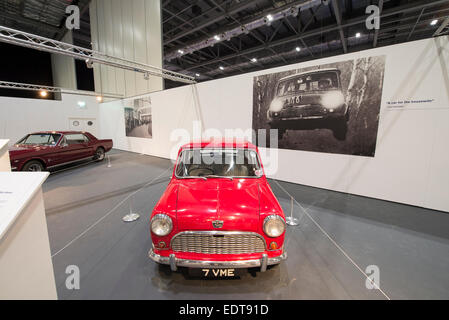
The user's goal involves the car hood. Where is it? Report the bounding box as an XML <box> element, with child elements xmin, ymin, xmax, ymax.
<box><xmin>175</xmin><ymin>179</ymin><xmax>261</xmax><ymax>232</ymax></box>
<box><xmin>9</xmin><ymin>144</ymin><xmax>52</xmax><ymax>159</ymax></box>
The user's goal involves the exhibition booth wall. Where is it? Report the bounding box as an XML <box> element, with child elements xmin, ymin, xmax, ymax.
<box><xmin>99</xmin><ymin>36</ymin><xmax>449</xmax><ymax>213</ymax></box>
<box><xmin>0</xmin><ymin>93</ymin><xmax>100</xmax><ymax>144</ymax></box>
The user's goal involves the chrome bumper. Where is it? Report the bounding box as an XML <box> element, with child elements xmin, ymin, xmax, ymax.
<box><xmin>149</xmin><ymin>249</ymin><xmax>287</xmax><ymax>272</ymax></box>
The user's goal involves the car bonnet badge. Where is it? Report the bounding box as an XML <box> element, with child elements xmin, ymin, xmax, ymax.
<box><xmin>212</xmin><ymin>220</ymin><xmax>224</xmax><ymax>228</ymax></box>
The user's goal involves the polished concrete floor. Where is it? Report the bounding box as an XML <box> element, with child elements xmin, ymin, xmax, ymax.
<box><xmin>43</xmin><ymin>150</ymin><xmax>449</xmax><ymax>300</ymax></box>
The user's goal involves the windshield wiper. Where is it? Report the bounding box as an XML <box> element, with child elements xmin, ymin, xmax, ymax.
<box><xmin>181</xmin><ymin>176</ymin><xmax>207</xmax><ymax>180</ymax></box>
<box><xmin>205</xmin><ymin>175</ymin><xmax>234</xmax><ymax>180</ymax></box>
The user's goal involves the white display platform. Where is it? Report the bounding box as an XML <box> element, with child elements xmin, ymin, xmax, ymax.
<box><xmin>0</xmin><ymin>139</ymin><xmax>10</xmax><ymax>172</ymax></box>
<box><xmin>0</xmin><ymin>172</ymin><xmax>57</xmax><ymax>300</ymax></box>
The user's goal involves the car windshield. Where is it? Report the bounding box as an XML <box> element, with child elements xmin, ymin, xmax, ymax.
<box><xmin>276</xmin><ymin>71</ymin><xmax>339</xmax><ymax>96</ymax></box>
<box><xmin>17</xmin><ymin>134</ymin><xmax>61</xmax><ymax>146</ymax></box>
<box><xmin>175</xmin><ymin>149</ymin><xmax>263</xmax><ymax>179</ymax></box>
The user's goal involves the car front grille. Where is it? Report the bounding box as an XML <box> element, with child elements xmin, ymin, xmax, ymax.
<box><xmin>171</xmin><ymin>231</ymin><xmax>266</xmax><ymax>254</ymax></box>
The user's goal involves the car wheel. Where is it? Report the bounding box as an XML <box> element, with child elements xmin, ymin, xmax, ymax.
<box><xmin>94</xmin><ymin>147</ymin><xmax>105</xmax><ymax>162</ymax></box>
<box><xmin>22</xmin><ymin>160</ymin><xmax>44</xmax><ymax>172</ymax></box>
<box><xmin>331</xmin><ymin>118</ymin><xmax>348</xmax><ymax>141</ymax></box>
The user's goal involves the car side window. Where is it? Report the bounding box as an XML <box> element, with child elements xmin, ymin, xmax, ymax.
<box><xmin>65</xmin><ymin>134</ymin><xmax>88</xmax><ymax>145</ymax></box>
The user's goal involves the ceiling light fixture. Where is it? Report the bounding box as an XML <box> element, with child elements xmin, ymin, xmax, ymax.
<box><xmin>96</xmin><ymin>96</ymin><xmax>103</xmax><ymax>102</ymax></box>
<box><xmin>355</xmin><ymin>32</ymin><xmax>361</xmax><ymax>38</ymax></box>
<box><xmin>295</xmin><ymin>46</ymin><xmax>301</xmax><ymax>52</ymax></box>
<box><xmin>266</xmin><ymin>14</ymin><xmax>273</xmax><ymax>21</ymax></box>
<box><xmin>251</xmin><ymin>58</ymin><xmax>257</xmax><ymax>63</ymax></box>
<box><xmin>430</xmin><ymin>19</ymin><xmax>438</xmax><ymax>26</ymax></box>
<box><xmin>195</xmin><ymin>73</ymin><xmax>200</xmax><ymax>77</ymax></box>
<box><xmin>178</xmin><ymin>49</ymin><xmax>184</xmax><ymax>54</ymax></box>
<box><xmin>219</xmin><ymin>66</ymin><xmax>224</xmax><ymax>70</ymax></box>
<box><xmin>39</xmin><ymin>90</ymin><xmax>48</xmax><ymax>98</ymax></box>
<box><xmin>214</xmin><ymin>35</ymin><xmax>221</xmax><ymax>41</ymax></box>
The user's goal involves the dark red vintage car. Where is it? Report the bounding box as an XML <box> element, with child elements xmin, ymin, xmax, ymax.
<box><xmin>9</xmin><ymin>131</ymin><xmax>113</xmax><ymax>171</ymax></box>
<box><xmin>149</xmin><ymin>140</ymin><xmax>287</xmax><ymax>277</ymax></box>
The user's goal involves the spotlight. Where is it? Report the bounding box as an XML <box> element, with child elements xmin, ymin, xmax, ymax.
<box><xmin>85</xmin><ymin>59</ymin><xmax>93</xmax><ymax>69</ymax></box>
<box><xmin>214</xmin><ymin>35</ymin><xmax>221</xmax><ymax>41</ymax></box>
<box><xmin>178</xmin><ymin>49</ymin><xmax>184</xmax><ymax>54</ymax></box>
<box><xmin>144</xmin><ymin>72</ymin><xmax>150</xmax><ymax>80</ymax></box>
<box><xmin>290</xmin><ymin>7</ymin><xmax>299</xmax><ymax>17</ymax></box>
<box><xmin>295</xmin><ymin>46</ymin><xmax>301</xmax><ymax>52</ymax></box>
<box><xmin>195</xmin><ymin>73</ymin><xmax>200</xmax><ymax>77</ymax></box>
<box><xmin>251</xmin><ymin>58</ymin><xmax>257</xmax><ymax>63</ymax></box>
<box><xmin>96</xmin><ymin>96</ymin><xmax>103</xmax><ymax>102</ymax></box>
<box><xmin>355</xmin><ymin>32</ymin><xmax>361</xmax><ymax>38</ymax></box>
<box><xmin>39</xmin><ymin>90</ymin><xmax>48</xmax><ymax>98</ymax></box>
<box><xmin>219</xmin><ymin>66</ymin><xmax>224</xmax><ymax>70</ymax></box>
<box><xmin>266</xmin><ymin>14</ymin><xmax>273</xmax><ymax>21</ymax></box>
<box><xmin>430</xmin><ymin>19</ymin><xmax>438</xmax><ymax>26</ymax></box>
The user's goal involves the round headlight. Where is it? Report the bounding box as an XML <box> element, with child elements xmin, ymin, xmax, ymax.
<box><xmin>150</xmin><ymin>214</ymin><xmax>173</xmax><ymax>236</ymax></box>
<box><xmin>263</xmin><ymin>215</ymin><xmax>285</xmax><ymax>238</ymax></box>
<box><xmin>321</xmin><ymin>91</ymin><xmax>345</xmax><ymax>109</ymax></box>
<box><xmin>269</xmin><ymin>99</ymin><xmax>284</xmax><ymax>112</ymax></box>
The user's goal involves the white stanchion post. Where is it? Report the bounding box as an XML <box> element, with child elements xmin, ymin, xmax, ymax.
<box><xmin>107</xmin><ymin>155</ymin><xmax>112</xmax><ymax>168</ymax></box>
<box><xmin>123</xmin><ymin>195</ymin><xmax>140</xmax><ymax>222</ymax></box>
<box><xmin>286</xmin><ymin>196</ymin><xmax>300</xmax><ymax>226</ymax></box>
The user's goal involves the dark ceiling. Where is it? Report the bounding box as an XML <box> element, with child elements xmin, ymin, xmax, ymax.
<box><xmin>0</xmin><ymin>0</ymin><xmax>448</xmax><ymax>89</ymax></box>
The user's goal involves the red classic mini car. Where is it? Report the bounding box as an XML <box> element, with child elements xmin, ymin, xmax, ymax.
<box><xmin>149</xmin><ymin>140</ymin><xmax>287</xmax><ymax>277</ymax></box>
<box><xmin>9</xmin><ymin>131</ymin><xmax>113</xmax><ymax>171</ymax></box>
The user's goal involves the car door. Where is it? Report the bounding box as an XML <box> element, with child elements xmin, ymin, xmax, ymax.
<box><xmin>64</xmin><ymin>133</ymin><xmax>92</xmax><ymax>161</ymax></box>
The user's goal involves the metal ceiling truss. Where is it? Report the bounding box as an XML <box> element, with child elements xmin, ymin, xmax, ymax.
<box><xmin>0</xmin><ymin>25</ymin><xmax>196</xmax><ymax>84</ymax></box>
<box><xmin>165</xmin><ymin>0</ymin><xmax>321</xmax><ymax>61</ymax></box>
<box><xmin>173</xmin><ymin>0</ymin><xmax>449</xmax><ymax>75</ymax></box>
<box><xmin>0</xmin><ymin>80</ymin><xmax>123</xmax><ymax>99</ymax></box>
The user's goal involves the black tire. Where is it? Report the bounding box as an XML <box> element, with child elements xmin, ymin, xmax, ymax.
<box><xmin>94</xmin><ymin>147</ymin><xmax>105</xmax><ymax>162</ymax></box>
<box><xmin>22</xmin><ymin>160</ymin><xmax>44</xmax><ymax>172</ymax></box>
<box><xmin>331</xmin><ymin>118</ymin><xmax>348</xmax><ymax>141</ymax></box>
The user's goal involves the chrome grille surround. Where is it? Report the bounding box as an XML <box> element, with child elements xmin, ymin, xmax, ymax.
<box><xmin>171</xmin><ymin>231</ymin><xmax>267</xmax><ymax>255</ymax></box>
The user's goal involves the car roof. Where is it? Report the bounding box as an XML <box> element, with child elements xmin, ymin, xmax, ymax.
<box><xmin>30</xmin><ymin>131</ymin><xmax>88</xmax><ymax>135</ymax></box>
<box><xmin>278</xmin><ymin>68</ymin><xmax>340</xmax><ymax>82</ymax></box>
<box><xmin>180</xmin><ymin>139</ymin><xmax>258</xmax><ymax>151</ymax></box>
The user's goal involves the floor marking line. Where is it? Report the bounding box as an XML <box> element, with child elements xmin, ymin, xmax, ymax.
<box><xmin>51</xmin><ymin>166</ymin><xmax>173</xmax><ymax>258</ymax></box>
<box><xmin>272</xmin><ymin>179</ymin><xmax>392</xmax><ymax>300</ymax></box>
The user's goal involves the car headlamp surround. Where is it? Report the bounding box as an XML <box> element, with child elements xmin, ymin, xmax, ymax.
<box><xmin>150</xmin><ymin>214</ymin><xmax>173</xmax><ymax>236</ymax></box>
<box><xmin>263</xmin><ymin>215</ymin><xmax>286</xmax><ymax>238</ymax></box>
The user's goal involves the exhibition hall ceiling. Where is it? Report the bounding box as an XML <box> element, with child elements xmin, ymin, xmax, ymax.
<box><xmin>0</xmin><ymin>0</ymin><xmax>448</xmax><ymax>84</ymax></box>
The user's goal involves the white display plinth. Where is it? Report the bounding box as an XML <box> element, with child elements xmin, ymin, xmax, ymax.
<box><xmin>0</xmin><ymin>172</ymin><xmax>57</xmax><ymax>300</ymax></box>
<box><xmin>0</xmin><ymin>140</ymin><xmax>10</xmax><ymax>172</ymax></box>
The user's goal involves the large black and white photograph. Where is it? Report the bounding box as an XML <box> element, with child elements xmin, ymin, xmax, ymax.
<box><xmin>124</xmin><ymin>96</ymin><xmax>153</xmax><ymax>139</ymax></box>
<box><xmin>253</xmin><ymin>55</ymin><xmax>386</xmax><ymax>157</ymax></box>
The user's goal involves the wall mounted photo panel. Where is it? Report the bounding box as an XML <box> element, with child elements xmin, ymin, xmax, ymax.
<box><xmin>124</xmin><ymin>97</ymin><xmax>153</xmax><ymax>139</ymax></box>
<box><xmin>252</xmin><ymin>55</ymin><xmax>386</xmax><ymax>157</ymax></box>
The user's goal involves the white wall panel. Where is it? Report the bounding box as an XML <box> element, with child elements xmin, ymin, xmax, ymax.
<box><xmin>0</xmin><ymin>94</ymin><xmax>100</xmax><ymax>144</ymax></box>
<box><xmin>112</xmin><ymin>0</ymin><xmax>126</xmax><ymax>95</ymax></box>
<box><xmin>99</xmin><ymin>37</ymin><xmax>449</xmax><ymax>213</ymax></box>
<box><xmin>90</xmin><ymin>0</ymin><xmax>163</xmax><ymax>98</ymax></box>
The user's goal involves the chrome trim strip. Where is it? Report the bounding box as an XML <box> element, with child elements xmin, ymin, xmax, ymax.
<box><xmin>47</xmin><ymin>156</ymin><xmax>93</xmax><ymax>169</ymax></box>
<box><xmin>149</xmin><ymin>249</ymin><xmax>287</xmax><ymax>271</ymax></box>
<box><xmin>170</xmin><ymin>230</ymin><xmax>268</xmax><ymax>251</ymax></box>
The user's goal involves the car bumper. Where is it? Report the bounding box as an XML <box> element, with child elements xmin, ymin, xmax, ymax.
<box><xmin>148</xmin><ymin>249</ymin><xmax>287</xmax><ymax>272</ymax></box>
